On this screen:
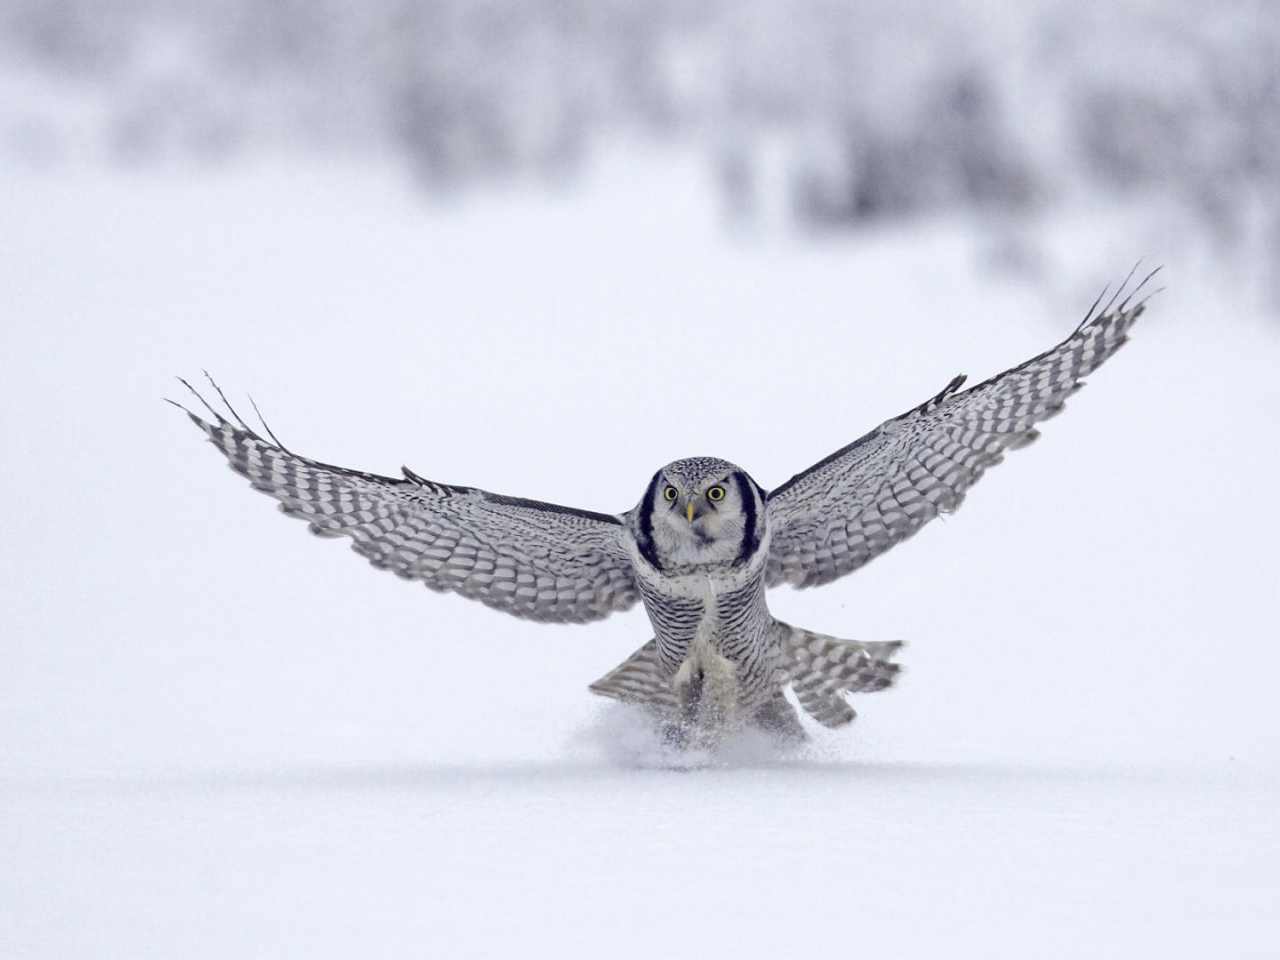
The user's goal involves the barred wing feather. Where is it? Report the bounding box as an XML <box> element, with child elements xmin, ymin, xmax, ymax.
<box><xmin>181</xmin><ymin>393</ymin><xmax>640</xmax><ymax>624</ymax></box>
<box><xmin>765</xmin><ymin>279</ymin><xmax>1152</xmax><ymax>590</ymax></box>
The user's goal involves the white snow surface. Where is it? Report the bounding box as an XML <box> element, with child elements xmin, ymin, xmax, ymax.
<box><xmin>2</xmin><ymin>151</ymin><xmax>1277</xmax><ymax>958</ymax></box>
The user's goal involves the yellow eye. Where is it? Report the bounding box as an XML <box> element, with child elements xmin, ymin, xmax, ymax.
<box><xmin>663</xmin><ymin>486</ymin><xmax>678</xmax><ymax>501</ymax></box>
<box><xmin>706</xmin><ymin>486</ymin><xmax>726</xmax><ymax>502</ymax></box>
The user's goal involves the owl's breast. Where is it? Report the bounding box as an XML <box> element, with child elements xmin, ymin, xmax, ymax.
<box><xmin>635</xmin><ymin>562</ymin><xmax>776</xmax><ymax>696</ymax></box>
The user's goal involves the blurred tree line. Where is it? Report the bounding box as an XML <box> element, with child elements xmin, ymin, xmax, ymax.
<box><xmin>3</xmin><ymin>0</ymin><xmax>1278</xmax><ymax>290</ymax></box>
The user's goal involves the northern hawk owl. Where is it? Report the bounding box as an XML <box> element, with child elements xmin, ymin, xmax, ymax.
<box><xmin>177</xmin><ymin>277</ymin><xmax>1152</xmax><ymax>747</ymax></box>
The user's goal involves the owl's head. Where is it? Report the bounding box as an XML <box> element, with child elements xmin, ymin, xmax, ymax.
<box><xmin>634</xmin><ymin>456</ymin><xmax>766</xmax><ymax>570</ymax></box>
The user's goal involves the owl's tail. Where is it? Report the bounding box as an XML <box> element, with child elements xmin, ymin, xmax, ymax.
<box><xmin>587</xmin><ymin>639</ymin><xmax>678</xmax><ymax>712</ymax></box>
<box><xmin>587</xmin><ymin>628</ymin><xmax>902</xmax><ymax>731</ymax></box>
<box><xmin>779</xmin><ymin>623</ymin><xmax>903</xmax><ymax>728</ymax></box>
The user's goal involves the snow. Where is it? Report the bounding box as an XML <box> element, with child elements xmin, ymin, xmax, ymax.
<box><xmin>2</xmin><ymin>151</ymin><xmax>1277</xmax><ymax>957</ymax></box>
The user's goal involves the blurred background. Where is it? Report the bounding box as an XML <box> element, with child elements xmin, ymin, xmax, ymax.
<box><xmin>2</xmin><ymin>3</ymin><xmax>1278</xmax><ymax>957</ymax></box>
<box><xmin>3</xmin><ymin>0</ymin><xmax>1279</xmax><ymax>308</ymax></box>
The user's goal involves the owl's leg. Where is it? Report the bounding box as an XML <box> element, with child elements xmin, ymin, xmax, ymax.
<box><xmin>673</xmin><ymin>667</ymin><xmax>722</xmax><ymax>747</ymax></box>
<box><xmin>660</xmin><ymin>718</ymin><xmax>692</xmax><ymax>749</ymax></box>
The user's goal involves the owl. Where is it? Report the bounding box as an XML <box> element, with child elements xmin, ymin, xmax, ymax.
<box><xmin>176</xmin><ymin>275</ymin><xmax>1153</xmax><ymax>748</ymax></box>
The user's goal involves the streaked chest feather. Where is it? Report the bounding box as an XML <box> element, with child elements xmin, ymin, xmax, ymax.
<box><xmin>636</xmin><ymin>565</ymin><xmax>769</xmax><ymax>668</ymax></box>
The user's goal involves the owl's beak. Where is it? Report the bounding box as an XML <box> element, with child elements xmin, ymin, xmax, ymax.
<box><xmin>685</xmin><ymin>502</ymin><xmax>696</xmax><ymax>523</ymax></box>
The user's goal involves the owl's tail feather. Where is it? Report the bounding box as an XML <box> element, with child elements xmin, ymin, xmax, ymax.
<box><xmin>780</xmin><ymin>624</ymin><xmax>903</xmax><ymax>728</ymax></box>
<box><xmin>589</xmin><ymin>629</ymin><xmax>903</xmax><ymax>732</ymax></box>
<box><xmin>589</xmin><ymin>641</ymin><xmax>809</xmax><ymax>745</ymax></box>
<box><xmin>588</xmin><ymin>639</ymin><xmax>679</xmax><ymax>712</ymax></box>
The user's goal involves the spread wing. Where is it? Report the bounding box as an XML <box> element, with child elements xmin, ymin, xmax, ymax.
<box><xmin>765</xmin><ymin>273</ymin><xmax>1154</xmax><ymax>590</ymax></box>
<box><xmin>177</xmin><ymin>383</ymin><xmax>640</xmax><ymax>624</ymax></box>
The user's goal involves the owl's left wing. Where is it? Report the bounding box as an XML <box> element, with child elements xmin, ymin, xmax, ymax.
<box><xmin>765</xmin><ymin>276</ymin><xmax>1153</xmax><ymax>590</ymax></box>
<box><xmin>178</xmin><ymin>384</ymin><xmax>640</xmax><ymax>624</ymax></box>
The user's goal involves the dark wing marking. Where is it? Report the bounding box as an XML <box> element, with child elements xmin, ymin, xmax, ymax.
<box><xmin>176</xmin><ymin>380</ymin><xmax>640</xmax><ymax>623</ymax></box>
<box><xmin>766</xmin><ymin>270</ymin><xmax>1155</xmax><ymax>589</ymax></box>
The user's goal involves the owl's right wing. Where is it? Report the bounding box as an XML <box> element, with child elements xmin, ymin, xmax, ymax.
<box><xmin>765</xmin><ymin>274</ymin><xmax>1153</xmax><ymax>590</ymax></box>
<box><xmin>177</xmin><ymin>382</ymin><xmax>640</xmax><ymax>624</ymax></box>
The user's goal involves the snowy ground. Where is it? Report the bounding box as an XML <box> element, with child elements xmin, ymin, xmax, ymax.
<box><xmin>2</xmin><ymin>151</ymin><xmax>1277</xmax><ymax>957</ymax></box>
